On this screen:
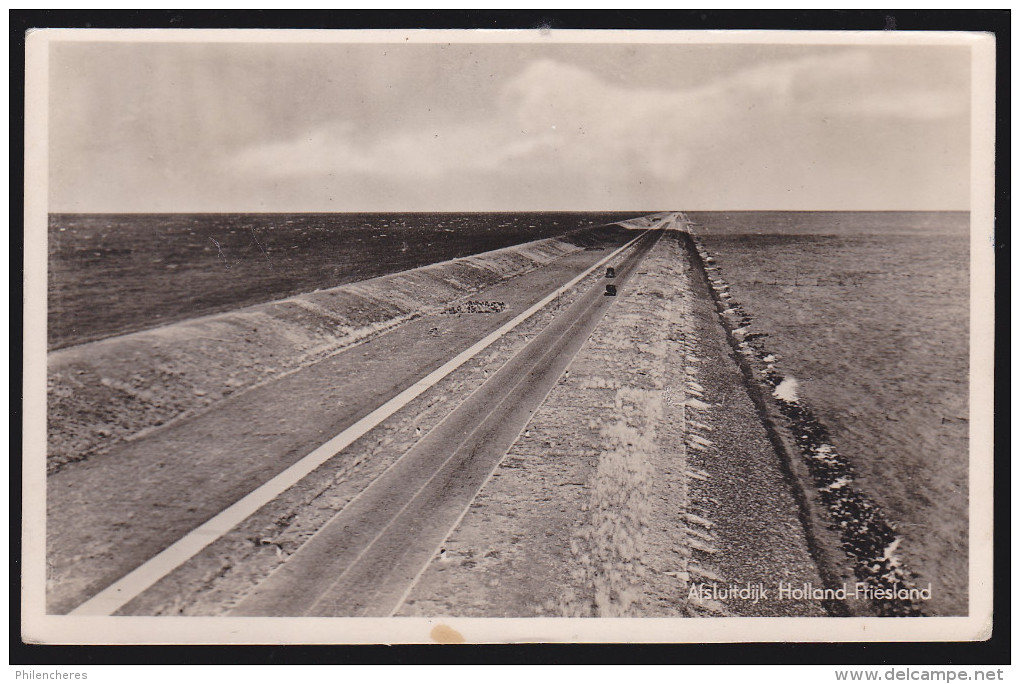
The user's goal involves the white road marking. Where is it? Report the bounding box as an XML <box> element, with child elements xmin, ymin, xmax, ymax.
<box><xmin>386</xmin><ymin>267</ymin><xmax>632</xmax><ymax>617</ymax></box>
<box><xmin>69</xmin><ymin>228</ymin><xmax>655</xmax><ymax>616</ymax></box>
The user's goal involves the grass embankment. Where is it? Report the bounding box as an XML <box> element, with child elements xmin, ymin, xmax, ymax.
<box><xmin>46</xmin><ymin>226</ymin><xmax>631</xmax><ymax>474</ymax></box>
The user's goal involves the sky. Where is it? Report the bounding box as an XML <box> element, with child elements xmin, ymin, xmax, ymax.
<box><xmin>46</xmin><ymin>36</ymin><xmax>972</xmax><ymax>212</ymax></box>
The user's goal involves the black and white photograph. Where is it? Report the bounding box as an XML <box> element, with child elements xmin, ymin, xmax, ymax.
<box><xmin>22</xmin><ymin>26</ymin><xmax>996</xmax><ymax>645</ymax></box>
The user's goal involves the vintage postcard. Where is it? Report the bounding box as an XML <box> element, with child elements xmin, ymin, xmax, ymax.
<box><xmin>22</xmin><ymin>27</ymin><xmax>996</xmax><ymax>645</ymax></box>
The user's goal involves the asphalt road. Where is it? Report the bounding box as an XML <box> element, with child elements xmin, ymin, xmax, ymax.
<box><xmin>232</xmin><ymin>229</ymin><xmax>663</xmax><ymax>616</ymax></box>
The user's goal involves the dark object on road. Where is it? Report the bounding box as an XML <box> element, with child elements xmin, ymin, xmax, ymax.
<box><xmin>605</xmin><ymin>266</ymin><xmax>616</xmax><ymax>278</ymax></box>
<box><xmin>605</xmin><ymin>284</ymin><xmax>617</xmax><ymax>296</ymax></box>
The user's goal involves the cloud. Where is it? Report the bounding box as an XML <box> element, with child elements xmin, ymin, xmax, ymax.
<box><xmin>222</xmin><ymin>50</ymin><xmax>969</xmax><ymax>209</ymax></box>
<box><xmin>838</xmin><ymin>89</ymin><xmax>969</xmax><ymax>120</ymax></box>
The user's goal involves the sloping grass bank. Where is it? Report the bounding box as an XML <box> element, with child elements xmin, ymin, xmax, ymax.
<box><xmin>47</xmin><ymin>225</ymin><xmax>631</xmax><ymax>473</ymax></box>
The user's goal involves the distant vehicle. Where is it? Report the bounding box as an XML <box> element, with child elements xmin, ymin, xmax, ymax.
<box><xmin>605</xmin><ymin>284</ymin><xmax>617</xmax><ymax>296</ymax></box>
<box><xmin>605</xmin><ymin>267</ymin><xmax>616</xmax><ymax>278</ymax></box>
